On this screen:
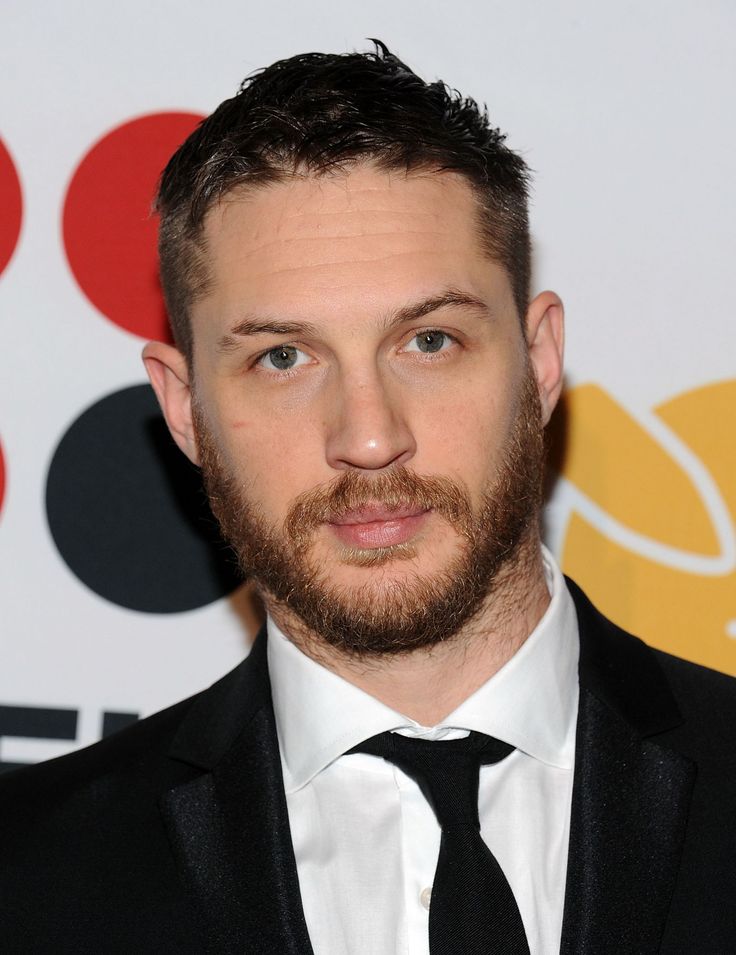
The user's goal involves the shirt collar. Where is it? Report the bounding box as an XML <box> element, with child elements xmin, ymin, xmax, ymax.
<box><xmin>268</xmin><ymin>546</ymin><xmax>579</xmax><ymax>793</ymax></box>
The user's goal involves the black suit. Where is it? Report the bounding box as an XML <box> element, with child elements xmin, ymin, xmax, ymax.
<box><xmin>2</xmin><ymin>581</ymin><xmax>735</xmax><ymax>953</ymax></box>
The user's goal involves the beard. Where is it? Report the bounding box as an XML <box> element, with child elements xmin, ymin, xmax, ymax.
<box><xmin>193</xmin><ymin>367</ymin><xmax>545</xmax><ymax>657</ymax></box>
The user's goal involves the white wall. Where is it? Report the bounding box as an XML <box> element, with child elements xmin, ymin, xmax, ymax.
<box><xmin>1</xmin><ymin>0</ymin><xmax>734</xmax><ymax>767</ymax></box>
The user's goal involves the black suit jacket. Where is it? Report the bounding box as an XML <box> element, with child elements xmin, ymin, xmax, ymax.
<box><xmin>1</xmin><ymin>581</ymin><xmax>735</xmax><ymax>953</ymax></box>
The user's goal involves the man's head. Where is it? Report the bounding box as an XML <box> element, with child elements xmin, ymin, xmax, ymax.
<box><xmin>155</xmin><ymin>41</ymin><xmax>532</xmax><ymax>365</ymax></box>
<box><xmin>144</xmin><ymin>43</ymin><xmax>564</xmax><ymax>658</ymax></box>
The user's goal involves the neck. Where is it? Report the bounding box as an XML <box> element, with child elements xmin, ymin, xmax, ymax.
<box><xmin>266</xmin><ymin>533</ymin><xmax>551</xmax><ymax>726</ymax></box>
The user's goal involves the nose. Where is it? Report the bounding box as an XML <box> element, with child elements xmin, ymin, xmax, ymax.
<box><xmin>325</xmin><ymin>368</ymin><xmax>416</xmax><ymax>472</ymax></box>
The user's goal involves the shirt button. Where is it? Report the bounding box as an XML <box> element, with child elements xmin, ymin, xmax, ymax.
<box><xmin>420</xmin><ymin>887</ymin><xmax>432</xmax><ymax>910</ymax></box>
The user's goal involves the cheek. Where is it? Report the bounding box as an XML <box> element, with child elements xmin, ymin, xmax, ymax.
<box><xmin>415</xmin><ymin>375</ymin><xmax>520</xmax><ymax>488</ymax></box>
<box><xmin>213</xmin><ymin>404</ymin><xmax>328</xmax><ymax>517</ymax></box>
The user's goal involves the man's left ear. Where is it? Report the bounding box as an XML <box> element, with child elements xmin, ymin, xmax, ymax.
<box><xmin>524</xmin><ymin>291</ymin><xmax>565</xmax><ymax>425</ymax></box>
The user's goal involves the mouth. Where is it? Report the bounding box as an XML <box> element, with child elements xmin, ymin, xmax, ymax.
<box><xmin>327</xmin><ymin>505</ymin><xmax>431</xmax><ymax>549</ymax></box>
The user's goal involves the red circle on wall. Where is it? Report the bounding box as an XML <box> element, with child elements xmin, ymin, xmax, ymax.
<box><xmin>0</xmin><ymin>137</ymin><xmax>23</xmax><ymax>278</ymax></box>
<box><xmin>63</xmin><ymin>112</ymin><xmax>203</xmax><ymax>342</ymax></box>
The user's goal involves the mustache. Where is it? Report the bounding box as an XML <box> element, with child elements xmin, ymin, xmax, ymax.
<box><xmin>286</xmin><ymin>467</ymin><xmax>473</xmax><ymax>549</ymax></box>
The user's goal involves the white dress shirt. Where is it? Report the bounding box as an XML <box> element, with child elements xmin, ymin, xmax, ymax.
<box><xmin>267</xmin><ymin>547</ymin><xmax>579</xmax><ymax>955</ymax></box>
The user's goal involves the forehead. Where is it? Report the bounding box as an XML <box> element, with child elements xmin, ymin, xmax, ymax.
<box><xmin>193</xmin><ymin>165</ymin><xmax>505</xmax><ymax>336</ymax></box>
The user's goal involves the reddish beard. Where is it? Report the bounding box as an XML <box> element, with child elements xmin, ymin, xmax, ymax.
<box><xmin>193</xmin><ymin>367</ymin><xmax>545</xmax><ymax>657</ymax></box>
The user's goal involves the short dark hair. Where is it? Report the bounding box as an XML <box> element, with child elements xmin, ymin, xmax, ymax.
<box><xmin>156</xmin><ymin>41</ymin><xmax>531</xmax><ymax>362</ymax></box>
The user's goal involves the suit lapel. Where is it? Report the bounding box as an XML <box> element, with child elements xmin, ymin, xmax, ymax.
<box><xmin>160</xmin><ymin>630</ymin><xmax>314</xmax><ymax>955</ymax></box>
<box><xmin>560</xmin><ymin>581</ymin><xmax>696</xmax><ymax>954</ymax></box>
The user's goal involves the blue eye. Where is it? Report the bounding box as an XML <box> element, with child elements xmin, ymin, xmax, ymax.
<box><xmin>259</xmin><ymin>345</ymin><xmax>310</xmax><ymax>371</ymax></box>
<box><xmin>405</xmin><ymin>330</ymin><xmax>451</xmax><ymax>354</ymax></box>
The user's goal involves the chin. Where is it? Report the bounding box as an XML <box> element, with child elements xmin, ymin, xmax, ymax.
<box><xmin>313</xmin><ymin>537</ymin><xmax>456</xmax><ymax>584</ymax></box>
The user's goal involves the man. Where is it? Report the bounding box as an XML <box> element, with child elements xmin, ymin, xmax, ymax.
<box><xmin>1</xmin><ymin>42</ymin><xmax>735</xmax><ymax>954</ymax></box>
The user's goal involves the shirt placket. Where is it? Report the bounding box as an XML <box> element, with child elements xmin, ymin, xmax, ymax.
<box><xmin>396</xmin><ymin>763</ymin><xmax>441</xmax><ymax>955</ymax></box>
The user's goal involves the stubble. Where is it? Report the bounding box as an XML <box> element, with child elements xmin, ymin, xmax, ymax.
<box><xmin>193</xmin><ymin>367</ymin><xmax>545</xmax><ymax>658</ymax></box>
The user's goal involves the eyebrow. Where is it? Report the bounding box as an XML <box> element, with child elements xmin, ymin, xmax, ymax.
<box><xmin>216</xmin><ymin>288</ymin><xmax>488</xmax><ymax>353</ymax></box>
<box><xmin>381</xmin><ymin>289</ymin><xmax>488</xmax><ymax>330</ymax></box>
<box><xmin>218</xmin><ymin>318</ymin><xmax>319</xmax><ymax>352</ymax></box>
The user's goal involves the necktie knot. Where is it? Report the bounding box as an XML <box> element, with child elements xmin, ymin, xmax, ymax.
<box><xmin>350</xmin><ymin>731</ymin><xmax>514</xmax><ymax>831</ymax></box>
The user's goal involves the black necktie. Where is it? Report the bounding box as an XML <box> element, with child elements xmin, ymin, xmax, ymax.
<box><xmin>350</xmin><ymin>730</ymin><xmax>530</xmax><ymax>955</ymax></box>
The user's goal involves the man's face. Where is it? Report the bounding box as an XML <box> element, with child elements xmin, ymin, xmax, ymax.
<box><xmin>159</xmin><ymin>166</ymin><xmax>561</xmax><ymax>655</ymax></box>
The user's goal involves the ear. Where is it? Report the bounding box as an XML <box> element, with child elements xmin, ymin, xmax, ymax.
<box><xmin>524</xmin><ymin>290</ymin><xmax>565</xmax><ymax>426</ymax></box>
<box><xmin>142</xmin><ymin>341</ymin><xmax>200</xmax><ymax>465</ymax></box>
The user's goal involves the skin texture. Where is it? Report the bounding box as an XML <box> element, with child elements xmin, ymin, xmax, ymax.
<box><xmin>144</xmin><ymin>165</ymin><xmax>564</xmax><ymax>724</ymax></box>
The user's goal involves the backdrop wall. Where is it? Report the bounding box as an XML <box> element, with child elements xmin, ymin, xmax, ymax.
<box><xmin>2</xmin><ymin>0</ymin><xmax>734</xmax><ymax>770</ymax></box>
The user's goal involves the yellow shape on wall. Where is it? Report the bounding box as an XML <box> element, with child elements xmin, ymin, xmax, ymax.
<box><xmin>559</xmin><ymin>379</ymin><xmax>736</xmax><ymax>676</ymax></box>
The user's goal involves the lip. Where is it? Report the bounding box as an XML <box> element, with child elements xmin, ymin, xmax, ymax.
<box><xmin>332</xmin><ymin>505</ymin><xmax>428</xmax><ymax>525</ymax></box>
<box><xmin>328</xmin><ymin>506</ymin><xmax>431</xmax><ymax>549</ymax></box>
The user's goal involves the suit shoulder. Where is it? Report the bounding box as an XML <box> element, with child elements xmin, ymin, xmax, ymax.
<box><xmin>567</xmin><ymin>576</ymin><xmax>736</xmax><ymax>762</ymax></box>
<box><xmin>652</xmin><ymin>647</ymin><xmax>736</xmax><ymax>725</ymax></box>
<box><xmin>0</xmin><ymin>691</ymin><xmax>198</xmax><ymax>814</ymax></box>
<box><xmin>630</xmin><ymin>645</ymin><xmax>736</xmax><ymax>779</ymax></box>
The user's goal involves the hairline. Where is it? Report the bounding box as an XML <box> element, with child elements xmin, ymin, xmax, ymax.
<box><xmin>163</xmin><ymin>160</ymin><xmax>527</xmax><ymax>370</ymax></box>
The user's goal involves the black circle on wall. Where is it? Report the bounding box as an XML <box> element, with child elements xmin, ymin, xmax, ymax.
<box><xmin>46</xmin><ymin>384</ymin><xmax>242</xmax><ymax>613</ymax></box>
